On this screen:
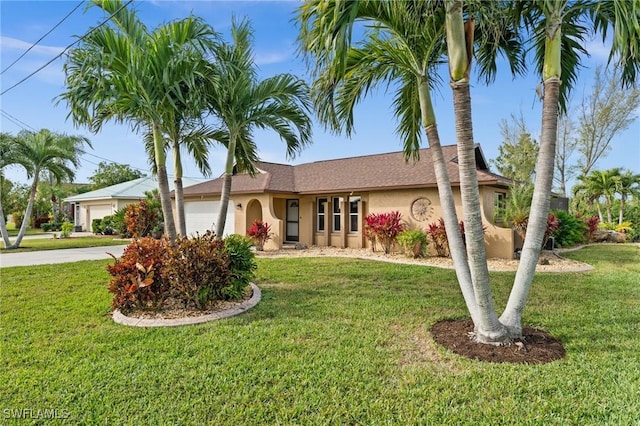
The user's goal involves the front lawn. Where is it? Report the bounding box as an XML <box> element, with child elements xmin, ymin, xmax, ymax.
<box><xmin>0</xmin><ymin>236</ymin><xmax>130</xmax><ymax>252</ymax></box>
<box><xmin>1</xmin><ymin>245</ymin><xmax>638</xmax><ymax>424</ymax></box>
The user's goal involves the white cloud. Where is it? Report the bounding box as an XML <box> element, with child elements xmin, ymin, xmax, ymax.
<box><xmin>582</xmin><ymin>37</ymin><xmax>611</xmax><ymax>62</ymax></box>
<box><xmin>0</xmin><ymin>36</ymin><xmax>65</xmax><ymax>57</ymax></box>
<box><xmin>254</xmin><ymin>51</ymin><xmax>290</xmax><ymax>66</ymax></box>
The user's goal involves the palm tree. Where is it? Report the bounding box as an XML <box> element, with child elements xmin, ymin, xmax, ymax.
<box><xmin>0</xmin><ymin>132</ymin><xmax>17</xmax><ymax>247</ymax></box>
<box><xmin>206</xmin><ymin>19</ymin><xmax>312</xmax><ymax>238</ymax></box>
<box><xmin>4</xmin><ymin>129</ymin><xmax>90</xmax><ymax>249</ymax></box>
<box><xmin>298</xmin><ymin>0</ymin><xmax>481</xmax><ymax>324</ymax></box>
<box><xmin>500</xmin><ymin>0</ymin><xmax>640</xmax><ymax>337</ymax></box>
<box><xmin>298</xmin><ymin>0</ymin><xmax>524</xmax><ymax>341</ymax></box>
<box><xmin>573</xmin><ymin>169</ymin><xmax>619</xmax><ymax>223</ymax></box>
<box><xmin>144</xmin><ymin>115</ymin><xmax>218</xmax><ymax>237</ymax></box>
<box><xmin>58</xmin><ymin>0</ymin><xmax>218</xmax><ymax>243</ymax></box>
<box><xmin>615</xmin><ymin>169</ymin><xmax>640</xmax><ymax>225</ymax></box>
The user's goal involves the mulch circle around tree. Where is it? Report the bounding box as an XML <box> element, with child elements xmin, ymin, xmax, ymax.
<box><xmin>430</xmin><ymin>318</ymin><xmax>566</xmax><ymax>364</ymax></box>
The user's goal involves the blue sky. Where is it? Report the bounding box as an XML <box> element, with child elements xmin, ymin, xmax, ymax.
<box><xmin>1</xmin><ymin>0</ymin><xmax>638</xmax><ymax>190</ymax></box>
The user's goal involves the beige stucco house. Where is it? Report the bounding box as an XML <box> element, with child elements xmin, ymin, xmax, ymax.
<box><xmin>180</xmin><ymin>144</ymin><xmax>516</xmax><ymax>258</ymax></box>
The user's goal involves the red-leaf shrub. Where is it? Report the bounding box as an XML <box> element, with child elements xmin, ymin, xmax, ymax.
<box><xmin>107</xmin><ymin>237</ymin><xmax>169</xmax><ymax>311</ymax></box>
<box><xmin>124</xmin><ymin>198</ymin><xmax>162</xmax><ymax>238</ymax></box>
<box><xmin>162</xmin><ymin>231</ymin><xmax>232</xmax><ymax>309</ymax></box>
<box><xmin>543</xmin><ymin>213</ymin><xmax>560</xmax><ymax>248</ymax></box>
<box><xmin>427</xmin><ymin>218</ymin><xmax>449</xmax><ymax>257</ymax></box>
<box><xmin>364</xmin><ymin>211</ymin><xmax>405</xmax><ymax>254</ymax></box>
<box><xmin>584</xmin><ymin>215</ymin><xmax>599</xmax><ymax>242</ymax></box>
<box><xmin>246</xmin><ymin>219</ymin><xmax>271</xmax><ymax>250</ymax></box>
<box><xmin>107</xmin><ymin>233</ymin><xmax>257</xmax><ymax>312</ymax></box>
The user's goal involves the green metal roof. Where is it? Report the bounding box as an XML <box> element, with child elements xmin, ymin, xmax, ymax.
<box><xmin>64</xmin><ymin>176</ymin><xmax>202</xmax><ymax>202</ymax></box>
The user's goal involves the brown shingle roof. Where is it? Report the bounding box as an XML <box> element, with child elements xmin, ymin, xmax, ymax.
<box><xmin>182</xmin><ymin>144</ymin><xmax>510</xmax><ymax>197</ymax></box>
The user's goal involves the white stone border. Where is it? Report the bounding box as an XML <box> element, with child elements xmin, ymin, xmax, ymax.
<box><xmin>112</xmin><ymin>283</ymin><xmax>261</xmax><ymax>327</ymax></box>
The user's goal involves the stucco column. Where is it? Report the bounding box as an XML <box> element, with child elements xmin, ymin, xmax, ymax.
<box><xmin>324</xmin><ymin>199</ymin><xmax>331</xmax><ymax>246</ymax></box>
<box><xmin>340</xmin><ymin>196</ymin><xmax>348</xmax><ymax>248</ymax></box>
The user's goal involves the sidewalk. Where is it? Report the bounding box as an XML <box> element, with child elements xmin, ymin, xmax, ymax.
<box><xmin>0</xmin><ymin>244</ymin><xmax>128</xmax><ymax>268</ymax></box>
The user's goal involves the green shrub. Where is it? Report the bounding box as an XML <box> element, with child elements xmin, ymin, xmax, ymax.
<box><xmin>6</xmin><ymin>221</ymin><xmax>16</xmax><ymax>231</ymax></box>
<box><xmin>162</xmin><ymin>232</ymin><xmax>232</xmax><ymax>309</ymax></box>
<box><xmin>101</xmin><ymin>215</ymin><xmax>116</xmax><ymax>235</ymax></box>
<box><xmin>112</xmin><ymin>207</ymin><xmax>127</xmax><ymax>236</ymax></box>
<box><xmin>552</xmin><ymin>210</ymin><xmax>586</xmax><ymax>248</ymax></box>
<box><xmin>397</xmin><ymin>229</ymin><xmax>428</xmax><ymax>258</ymax></box>
<box><xmin>60</xmin><ymin>222</ymin><xmax>74</xmax><ymax>238</ymax></box>
<box><xmin>34</xmin><ymin>215</ymin><xmax>51</xmax><ymax>229</ymax></box>
<box><xmin>106</xmin><ymin>237</ymin><xmax>169</xmax><ymax>312</ymax></box>
<box><xmin>92</xmin><ymin>218</ymin><xmax>103</xmax><ymax>234</ymax></box>
<box><xmin>41</xmin><ymin>223</ymin><xmax>52</xmax><ymax>232</ymax></box>
<box><xmin>224</xmin><ymin>234</ymin><xmax>257</xmax><ymax>299</ymax></box>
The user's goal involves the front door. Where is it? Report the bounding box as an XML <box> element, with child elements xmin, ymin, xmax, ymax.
<box><xmin>286</xmin><ymin>199</ymin><xmax>299</xmax><ymax>242</ymax></box>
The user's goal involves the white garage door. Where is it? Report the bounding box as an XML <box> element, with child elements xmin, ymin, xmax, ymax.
<box><xmin>184</xmin><ymin>200</ymin><xmax>235</xmax><ymax>238</ymax></box>
<box><xmin>88</xmin><ymin>204</ymin><xmax>113</xmax><ymax>226</ymax></box>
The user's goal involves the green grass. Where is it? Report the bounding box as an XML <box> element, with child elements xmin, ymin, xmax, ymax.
<box><xmin>0</xmin><ymin>236</ymin><xmax>130</xmax><ymax>252</ymax></box>
<box><xmin>1</xmin><ymin>227</ymin><xmax>46</xmax><ymax>237</ymax></box>
<box><xmin>1</xmin><ymin>245</ymin><xmax>638</xmax><ymax>424</ymax></box>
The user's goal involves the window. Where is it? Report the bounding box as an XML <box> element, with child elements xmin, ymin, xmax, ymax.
<box><xmin>494</xmin><ymin>192</ymin><xmax>507</xmax><ymax>224</ymax></box>
<box><xmin>349</xmin><ymin>196</ymin><xmax>360</xmax><ymax>232</ymax></box>
<box><xmin>332</xmin><ymin>197</ymin><xmax>342</xmax><ymax>231</ymax></box>
<box><xmin>317</xmin><ymin>197</ymin><xmax>327</xmax><ymax>231</ymax></box>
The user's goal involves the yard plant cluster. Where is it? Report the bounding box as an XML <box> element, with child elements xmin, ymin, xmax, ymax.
<box><xmin>107</xmin><ymin>232</ymin><xmax>256</xmax><ymax>313</ymax></box>
<box><xmin>366</xmin><ymin>208</ymin><xmax>603</xmax><ymax>260</ymax></box>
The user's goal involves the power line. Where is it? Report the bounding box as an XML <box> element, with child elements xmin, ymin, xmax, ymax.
<box><xmin>0</xmin><ymin>0</ymin><xmax>134</xmax><ymax>96</ymax></box>
<box><xmin>0</xmin><ymin>1</ymin><xmax>85</xmax><ymax>75</ymax></box>
<box><xmin>0</xmin><ymin>109</ymin><xmax>37</xmax><ymax>131</ymax></box>
<box><xmin>0</xmin><ymin>109</ymin><xmax>208</xmax><ymax>181</ymax></box>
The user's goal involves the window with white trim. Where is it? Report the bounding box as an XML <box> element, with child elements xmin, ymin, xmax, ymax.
<box><xmin>317</xmin><ymin>197</ymin><xmax>327</xmax><ymax>231</ymax></box>
<box><xmin>494</xmin><ymin>192</ymin><xmax>507</xmax><ymax>224</ymax></box>
<box><xmin>332</xmin><ymin>197</ymin><xmax>342</xmax><ymax>232</ymax></box>
<box><xmin>349</xmin><ymin>196</ymin><xmax>360</xmax><ymax>232</ymax></box>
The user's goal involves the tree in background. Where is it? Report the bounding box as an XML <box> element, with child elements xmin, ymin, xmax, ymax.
<box><xmin>575</xmin><ymin>66</ymin><xmax>640</xmax><ymax>177</ymax></box>
<box><xmin>89</xmin><ymin>161</ymin><xmax>145</xmax><ymax>189</ymax></box>
<box><xmin>0</xmin><ymin>132</ymin><xmax>17</xmax><ymax>247</ymax></box>
<box><xmin>574</xmin><ymin>168</ymin><xmax>621</xmax><ymax>224</ymax></box>
<box><xmin>491</xmin><ymin>112</ymin><xmax>539</xmax><ymax>183</ymax></box>
<box><xmin>2</xmin><ymin>129</ymin><xmax>90</xmax><ymax>249</ymax></box>
<box><xmin>554</xmin><ymin>110</ymin><xmax>578</xmax><ymax>196</ymax></box>
<box><xmin>615</xmin><ymin>170</ymin><xmax>640</xmax><ymax>225</ymax></box>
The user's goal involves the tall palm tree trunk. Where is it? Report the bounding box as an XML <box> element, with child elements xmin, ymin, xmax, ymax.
<box><xmin>418</xmin><ymin>77</ymin><xmax>479</xmax><ymax>325</ymax></box>
<box><xmin>501</xmin><ymin>78</ymin><xmax>560</xmax><ymax>336</ymax></box>
<box><xmin>216</xmin><ymin>136</ymin><xmax>236</xmax><ymax>238</ymax></box>
<box><xmin>446</xmin><ymin>0</ymin><xmax>506</xmax><ymax>344</ymax></box>
<box><xmin>501</xmin><ymin>4</ymin><xmax>565</xmax><ymax>336</ymax></box>
<box><xmin>9</xmin><ymin>179</ymin><xmax>38</xmax><ymax>249</ymax></box>
<box><xmin>451</xmin><ymin>81</ymin><xmax>506</xmax><ymax>343</ymax></box>
<box><xmin>152</xmin><ymin>123</ymin><xmax>177</xmax><ymax>243</ymax></box>
<box><xmin>0</xmin><ymin>201</ymin><xmax>11</xmax><ymax>248</ymax></box>
<box><xmin>173</xmin><ymin>145</ymin><xmax>187</xmax><ymax>237</ymax></box>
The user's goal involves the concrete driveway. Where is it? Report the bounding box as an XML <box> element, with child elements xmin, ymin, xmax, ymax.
<box><xmin>0</xmin><ymin>245</ymin><xmax>128</xmax><ymax>268</ymax></box>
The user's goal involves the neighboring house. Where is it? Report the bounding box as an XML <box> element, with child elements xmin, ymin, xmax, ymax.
<box><xmin>64</xmin><ymin>176</ymin><xmax>200</xmax><ymax>232</ymax></box>
<box><xmin>181</xmin><ymin>144</ymin><xmax>517</xmax><ymax>258</ymax></box>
